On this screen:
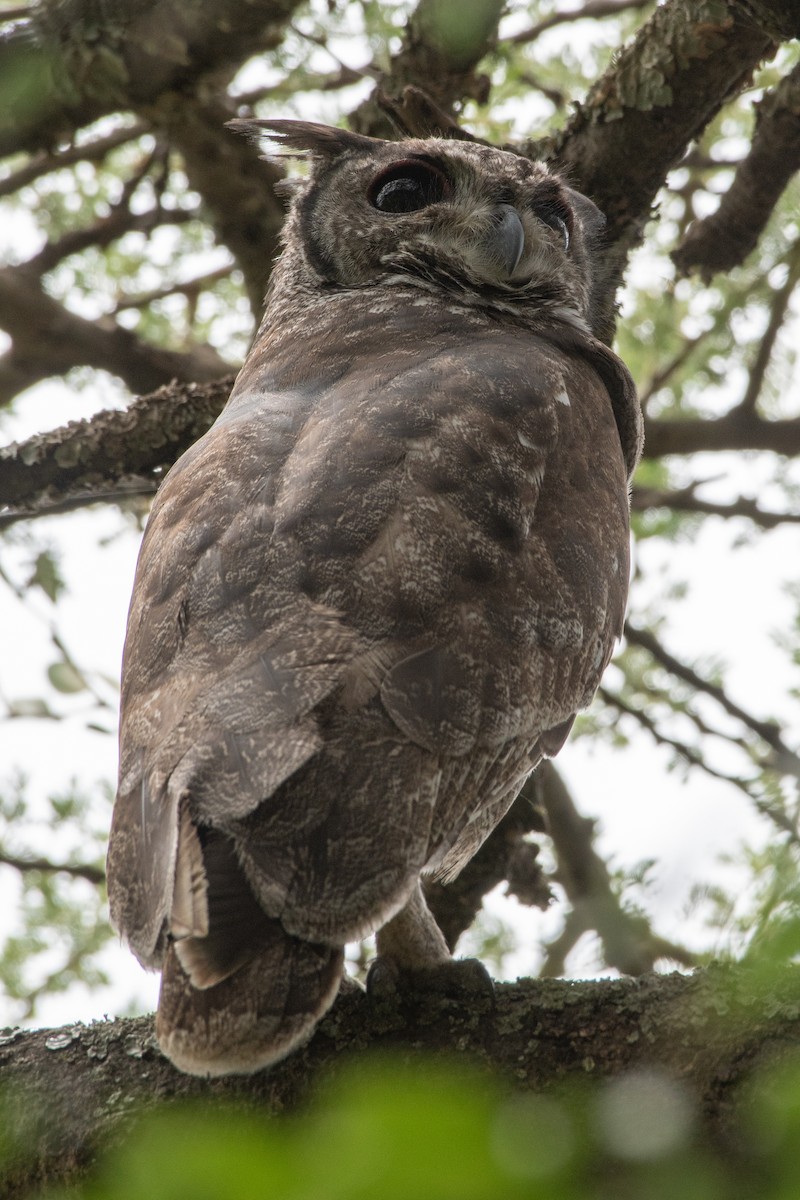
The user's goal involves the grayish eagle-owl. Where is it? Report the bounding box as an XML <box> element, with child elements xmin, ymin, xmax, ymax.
<box><xmin>107</xmin><ymin>120</ymin><xmax>643</xmax><ymax>1076</ymax></box>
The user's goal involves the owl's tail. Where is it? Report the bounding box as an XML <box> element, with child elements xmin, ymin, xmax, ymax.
<box><xmin>156</xmin><ymin>929</ymin><xmax>344</xmax><ymax>1077</ymax></box>
<box><xmin>154</xmin><ymin>818</ymin><xmax>343</xmax><ymax>1076</ymax></box>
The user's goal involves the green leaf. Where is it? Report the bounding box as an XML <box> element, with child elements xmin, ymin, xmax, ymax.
<box><xmin>47</xmin><ymin>661</ymin><xmax>87</xmax><ymax>694</ymax></box>
<box><xmin>7</xmin><ymin>697</ymin><xmax>55</xmax><ymax>719</ymax></box>
<box><xmin>26</xmin><ymin>550</ymin><xmax>66</xmax><ymax>603</ymax></box>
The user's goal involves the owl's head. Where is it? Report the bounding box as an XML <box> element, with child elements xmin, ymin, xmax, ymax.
<box><xmin>234</xmin><ymin>119</ymin><xmax>605</xmax><ymax>326</ymax></box>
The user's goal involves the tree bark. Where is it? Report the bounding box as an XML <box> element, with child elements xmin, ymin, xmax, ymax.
<box><xmin>2</xmin><ymin>966</ymin><xmax>799</xmax><ymax>1196</ymax></box>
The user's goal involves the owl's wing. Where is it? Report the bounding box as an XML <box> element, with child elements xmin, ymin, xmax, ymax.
<box><xmin>107</xmin><ymin>396</ymin><xmax>362</xmax><ymax>970</ymax></box>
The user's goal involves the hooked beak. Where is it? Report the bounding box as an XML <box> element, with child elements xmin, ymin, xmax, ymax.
<box><xmin>482</xmin><ymin>204</ymin><xmax>525</xmax><ymax>278</ymax></box>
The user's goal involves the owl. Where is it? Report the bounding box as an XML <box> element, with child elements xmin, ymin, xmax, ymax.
<box><xmin>107</xmin><ymin>121</ymin><xmax>643</xmax><ymax>1076</ymax></box>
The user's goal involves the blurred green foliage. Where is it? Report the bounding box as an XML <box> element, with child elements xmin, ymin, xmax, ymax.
<box><xmin>1</xmin><ymin>1049</ymin><xmax>795</xmax><ymax>1200</ymax></box>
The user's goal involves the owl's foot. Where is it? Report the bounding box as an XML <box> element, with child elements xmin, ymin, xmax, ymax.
<box><xmin>366</xmin><ymin>954</ymin><xmax>495</xmax><ymax>1003</ymax></box>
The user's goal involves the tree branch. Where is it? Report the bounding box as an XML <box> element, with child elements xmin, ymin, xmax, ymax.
<box><xmin>510</xmin><ymin>0</ymin><xmax>654</xmax><ymax>46</ymax></box>
<box><xmin>673</xmin><ymin>60</ymin><xmax>800</xmax><ymax>278</ymax></box>
<box><xmin>631</xmin><ymin>484</ymin><xmax>800</xmax><ymax>528</ymax></box>
<box><xmin>0</xmin><ymin>852</ymin><xmax>104</xmax><ymax>886</ymax></box>
<box><xmin>4</xmin><ymin>966</ymin><xmax>800</xmax><ymax>1195</ymax></box>
<box><xmin>530</xmin><ymin>762</ymin><xmax>696</xmax><ymax>975</ymax></box>
<box><xmin>352</xmin><ymin>0</ymin><xmax>504</xmax><ymax>138</ymax></box>
<box><xmin>642</xmin><ymin>412</ymin><xmax>800</xmax><ymax>458</ymax></box>
<box><xmin>0</xmin><ymin>0</ymin><xmax>306</xmax><ymax>158</ymax></box>
<box><xmin>536</xmin><ymin>0</ymin><xmax>785</xmax><ymax>341</ymax></box>
<box><xmin>624</xmin><ymin>622</ymin><xmax>800</xmax><ymax>773</ymax></box>
<box><xmin>153</xmin><ymin>93</ymin><xmax>287</xmax><ymax>318</ymax></box>
<box><xmin>0</xmin><ymin>120</ymin><xmax>149</xmax><ymax>199</ymax></box>
<box><xmin>0</xmin><ymin>376</ymin><xmax>233</xmax><ymax>526</ymax></box>
<box><xmin>0</xmin><ymin>267</ymin><xmax>232</xmax><ymax>406</ymax></box>
<box><xmin>424</xmin><ymin>789</ymin><xmax>551</xmax><ymax>952</ymax></box>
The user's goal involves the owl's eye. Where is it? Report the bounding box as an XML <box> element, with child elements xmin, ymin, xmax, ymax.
<box><xmin>532</xmin><ymin>193</ymin><xmax>574</xmax><ymax>251</ymax></box>
<box><xmin>369</xmin><ymin>161</ymin><xmax>449</xmax><ymax>214</ymax></box>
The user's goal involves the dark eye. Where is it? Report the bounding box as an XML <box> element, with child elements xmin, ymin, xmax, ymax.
<box><xmin>532</xmin><ymin>190</ymin><xmax>574</xmax><ymax>251</ymax></box>
<box><xmin>369</xmin><ymin>160</ymin><xmax>449</xmax><ymax>214</ymax></box>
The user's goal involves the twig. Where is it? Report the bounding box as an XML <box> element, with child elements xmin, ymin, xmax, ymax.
<box><xmin>510</xmin><ymin>0</ymin><xmax>653</xmax><ymax>45</ymax></box>
<box><xmin>735</xmin><ymin>238</ymin><xmax>800</xmax><ymax>415</ymax></box>
<box><xmin>624</xmin><ymin>622</ymin><xmax>797</xmax><ymax>763</ymax></box>
<box><xmin>0</xmin><ymin>121</ymin><xmax>150</xmax><ymax>199</ymax></box>
<box><xmin>631</xmin><ymin>485</ymin><xmax>800</xmax><ymax>529</ymax></box>
<box><xmin>0</xmin><ymin>852</ymin><xmax>105</xmax><ymax>886</ymax></box>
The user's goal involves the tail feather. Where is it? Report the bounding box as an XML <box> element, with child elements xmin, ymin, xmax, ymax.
<box><xmin>156</xmin><ymin>929</ymin><xmax>344</xmax><ymax>1077</ymax></box>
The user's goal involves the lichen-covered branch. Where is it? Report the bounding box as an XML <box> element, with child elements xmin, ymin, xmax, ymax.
<box><xmin>3</xmin><ymin>966</ymin><xmax>799</xmax><ymax>1197</ymax></box>
<box><xmin>537</xmin><ymin>0</ymin><xmax>782</xmax><ymax>340</ymax></box>
<box><xmin>0</xmin><ymin>377</ymin><xmax>233</xmax><ymax>526</ymax></box>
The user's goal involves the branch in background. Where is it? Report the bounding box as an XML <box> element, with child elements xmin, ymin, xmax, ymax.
<box><xmin>0</xmin><ymin>120</ymin><xmax>150</xmax><ymax>199</ymax></box>
<box><xmin>112</xmin><ymin>265</ymin><xmax>236</xmax><ymax>314</ymax></box>
<box><xmin>27</xmin><ymin>201</ymin><xmax>197</xmax><ymax>277</ymax></box>
<box><xmin>537</xmin><ymin>0</ymin><xmax>784</xmax><ymax>342</ymax></box>
<box><xmin>638</xmin><ymin>330</ymin><xmax>709</xmax><ymax>410</ymax></box>
<box><xmin>624</xmin><ymin>622</ymin><xmax>800</xmax><ymax>775</ymax></box>
<box><xmin>672</xmin><ymin>60</ymin><xmax>800</xmax><ymax>279</ymax></box>
<box><xmin>632</xmin><ymin>484</ymin><xmax>800</xmax><ymax>529</ymax></box>
<box><xmin>0</xmin><ymin>267</ymin><xmax>232</xmax><ymax>407</ymax></box>
<box><xmin>0</xmin><ymin>0</ymin><xmax>307</xmax><ymax>158</ymax></box>
<box><xmin>0</xmin><ymin>852</ymin><xmax>104</xmax><ymax>886</ymax></box>
<box><xmin>598</xmin><ymin>686</ymin><xmax>799</xmax><ymax>841</ymax></box>
<box><xmin>529</xmin><ymin>762</ymin><xmax>696</xmax><ymax>975</ymax></box>
<box><xmin>735</xmin><ymin>237</ymin><xmax>800</xmax><ymax>414</ymax></box>
<box><xmin>510</xmin><ymin>0</ymin><xmax>654</xmax><ymax>46</ymax></box>
<box><xmin>642</xmin><ymin>411</ymin><xmax>800</xmax><ymax>458</ymax></box>
<box><xmin>424</xmin><ymin>789</ymin><xmax>551</xmax><ymax>952</ymax></box>
<box><xmin>0</xmin><ymin>376</ymin><xmax>234</xmax><ymax>526</ymax></box>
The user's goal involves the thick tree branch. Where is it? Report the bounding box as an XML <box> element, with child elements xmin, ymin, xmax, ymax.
<box><xmin>3</xmin><ymin>966</ymin><xmax>800</xmax><ymax>1196</ymax></box>
<box><xmin>673</xmin><ymin>61</ymin><xmax>800</xmax><ymax>278</ymax></box>
<box><xmin>424</xmin><ymin>789</ymin><xmax>551</xmax><ymax>952</ymax></box>
<box><xmin>152</xmin><ymin>93</ymin><xmax>287</xmax><ymax>318</ymax></box>
<box><xmin>0</xmin><ymin>377</ymin><xmax>233</xmax><ymax>526</ymax></box>
<box><xmin>536</xmin><ymin>0</ymin><xmax>786</xmax><ymax>340</ymax></box>
<box><xmin>642</xmin><ymin>411</ymin><xmax>800</xmax><ymax>458</ymax></box>
<box><xmin>0</xmin><ymin>0</ymin><xmax>306</xmax><ymax>158</ymax></box>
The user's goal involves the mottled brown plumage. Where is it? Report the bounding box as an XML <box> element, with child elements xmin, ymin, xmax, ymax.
<box><xmin>107</xmin><ymin>121</ymin><xmax>642</xmax><ymax>1076</ymax></box>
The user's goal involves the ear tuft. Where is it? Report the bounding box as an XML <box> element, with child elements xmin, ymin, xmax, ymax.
<box><xmin>227</xmin><ymin>119</ymin><xmax>381</xmax><ymax>161</ymax></box>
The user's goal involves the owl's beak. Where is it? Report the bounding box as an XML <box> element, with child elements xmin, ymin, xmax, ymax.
<box><xmin>485</xmin><ymin>204</ymin><xmax>526</xmax><ymax>278</ymax></box>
